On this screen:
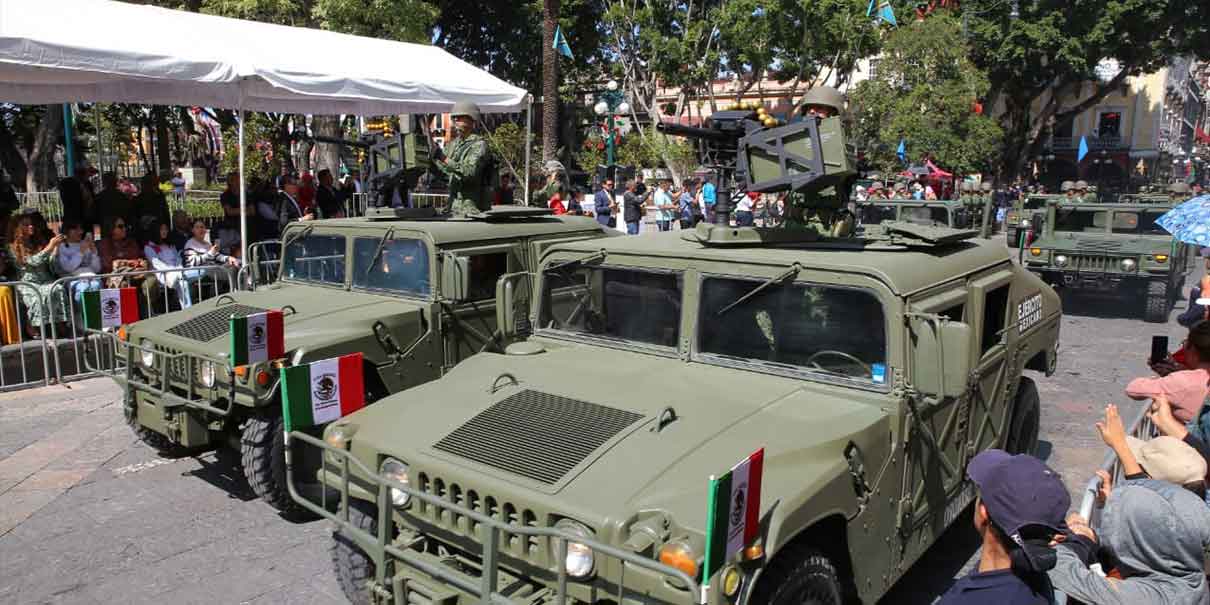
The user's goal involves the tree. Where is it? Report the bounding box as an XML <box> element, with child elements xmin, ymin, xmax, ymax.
<box><xmin>542</xmin><ymin>0</ymin><xmax>561</xmax><ymax>161</ymax></box>
<box><xmin>965</xmin><ymin>0</ymin><xmax>1210</xmax><ymax>181</ymax></box>
<box><xmin>850</xmin><ymin>14</ymin><xmax>1002</xmax><ymax>177</ymax></box>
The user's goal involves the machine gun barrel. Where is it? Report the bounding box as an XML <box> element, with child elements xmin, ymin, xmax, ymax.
<box><xmin>301</xmin><ymin>133</ymin><xmax>373</xmax><ymax>149</ymax></box>
<box><xmin>655</xmin><ymin>121</ymin><xmax>735</xmax><ymax>143</ymax></box>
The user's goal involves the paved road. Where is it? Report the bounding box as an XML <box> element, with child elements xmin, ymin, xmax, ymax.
<box><xmin>0</xmin><ymin>279</ymin><xmax>1199</xmax><ymax>604</ymax></box>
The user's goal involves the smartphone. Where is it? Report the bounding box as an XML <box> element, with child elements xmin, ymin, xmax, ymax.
<box><xmin>1151</xmin><ymin>335</ymin><xmax>1170</xmax><ymax>365</ymax></box>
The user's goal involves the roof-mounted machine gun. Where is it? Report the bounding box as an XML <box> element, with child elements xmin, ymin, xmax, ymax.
<box><xmin>656</xmin><ymin>110</ymin><xmax>857</xmax><ymax>226</ymax></box>
<box><xmin>293</xmin><ymin>115</ymin><xmax>432</xmax><ymax>209</ymax></box>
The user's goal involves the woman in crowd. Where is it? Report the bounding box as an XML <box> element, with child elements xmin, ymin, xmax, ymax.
<box><xmin>143</xmin><ymin>221</ymin><xmax>193</xmax><ymax>310</ymax></box>
<box><xmin>7</xmin><ymin>211</ymin><xmax>67</xmax><ymax>339</ymax></box>
<box><xmin>99</xmin><ymin>217</ymin><xmax>157</xmax><ymax>312</ymax></box>
<box><xmin>55</xmin><ymin>221</ymin><xmax>102</xmax><ymax>308</ymax></box>
<box><xmin>132</xmin><ymin>173</ymin><xmax>170</xmax><ymax>245</ymax></box>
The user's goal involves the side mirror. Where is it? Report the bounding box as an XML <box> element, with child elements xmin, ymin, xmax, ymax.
<box><xmin>909</xmin><ymin>317</ymin><xmax>971</xmax><ymax>399</ymax></box>
<box><xmin>440</xmin><ymin>255</ymin><xmax>470</xmax><ymax>303</ymax></box>
<box><xmin>495</xmin><ymin>272</ymin><xmax>531</xmax><ymax>341</ymax></box>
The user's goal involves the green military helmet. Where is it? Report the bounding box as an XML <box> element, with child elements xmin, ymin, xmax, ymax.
<box><xmin>799</xmin><ymin>86</ymin><xmax>845</xmax><ymax>115</ymax></box>
<box><xmin>1169</xmin><ymin>182</ymin><xmax>1190</xmax><ymax>194</ymax></box>
<box><xmin>980</xmin><ymin>182</ymin><xmax>992</xmax><ymax>192</ymax></box>
<box><xmin>1060</xmin><ymin>180</ymin><xmax>1075</xmax><ymax>192</ymax></box>
<box><xmin>1074</xmin><ymin>180</ymin><xmax>1089</xmax><ymax>191</ymax></box>
<box><xmin>960</xmin><ymin>181</ymin><xmax>973</xmax><ymax>192</ymax></box>
<box><xmin>450</xmin><ymin>100</ymin><xmax>482</xmax><ymax>123</ymax></box>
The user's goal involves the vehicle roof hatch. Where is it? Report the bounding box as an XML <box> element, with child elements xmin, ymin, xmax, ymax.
<box><xmin>365</xmin><ymin>207</ymin><xmax>440</xmax><ymax>221</ymax></box>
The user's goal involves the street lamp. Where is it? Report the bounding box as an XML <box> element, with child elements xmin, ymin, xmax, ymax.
<box><xmin>593</xmin><ymin>79</ymin><xmax>629</xmax><ymax>167</ymax></box>
<box><xmin>1092</xmin><ymin>150</ymin><xmax>1112</xmax><ymax>196</ymax></box>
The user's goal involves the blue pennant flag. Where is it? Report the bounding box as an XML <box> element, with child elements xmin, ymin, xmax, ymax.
<box><xmin>877</xmin><ymin>1</ymin><xmax>898</xmax><ymax>26</ymax></box>
<box><xmin>1077</xmin><ymin>136</ymin><xmax>1089</xmax><ymax>162</ymax></box>
<box><xmin>897</xmin><ymin>139</ymin><xmax>907</xmax><ymax>163</ymax></box>
<box><xmin>553</xmin><ymin>25</ymin><xmax>574</xmax><ymax>60</ymax></box>
<box><xmin>867</xmin><ymin>0</ymin><xmax>877</xmax><ymax>16</ymax></box>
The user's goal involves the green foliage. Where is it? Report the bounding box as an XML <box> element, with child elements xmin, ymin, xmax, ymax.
<box><xmin>482</xmin><ymin>122</ymin><xmax>539</xmax><ymax>180</ymax></box>
<box><xmin>850</xmin><ymin>14</ymin><xmax>1001</xmax><ymax>177</ymax></box>
<box><xmin>218</xmin><ymin>113</ymin><xmax>278</xmax><ymax>183</ymax></box>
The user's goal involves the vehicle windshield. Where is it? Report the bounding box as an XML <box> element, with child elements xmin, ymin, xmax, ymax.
<box><xmin>538</xmin><ymin>262</ymin><xmax>681</xmax><ymax>348</ymax></box>
<box><xmin>281</xmin><ymin>233</ymin><xmax>346</xmax><ymax>285</ymax></box>
<box><xmin>860</xmin><ymin>204</ymin><xmax>897</xmax><ymax>225</ymax></box>
<box><xmin>351</xmin><ymin>237</ymin><xmax>431</xmax><ymax>296</ymax></box>
<box><xmin>699</xmin><ymin>277</ymin><xmax>887</xmax><ymax>384</ymax></box>
<box><xmin>1112</xmin><ymin>211</ymin><xmax>1167</xmax><ymax>235</ymax></box>
<box><xmin>901</xmin><ymin>206</ymin><xmax>950</xmax><ymax>226</ymax></box>
<box><xmin>1053</xmin><ymin>209</ymin><xmax>1101</xmax><ymax>233</ymax></box>
<box><xmin>1024</xmin><ymin>196</ymin><xmax>1048</xmax><ymax>209</ymax></box>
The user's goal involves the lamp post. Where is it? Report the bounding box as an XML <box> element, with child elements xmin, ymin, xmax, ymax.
<box><xmin>593</xmin><ymin>79</ymin><xmax>630</xmax><ymax>168</ymax></box>
<box><xmin>1092</xmin><ymin>150</ymin><xmax>1112</xmax><ymax>194</ymax></box>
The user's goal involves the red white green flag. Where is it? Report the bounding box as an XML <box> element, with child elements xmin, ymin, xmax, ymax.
<box><xmin>703</xmin><ymin>448</ymin><xmax>764</xmax><ymax>588</ymax></box>
<box><xmin>82</xmin><ymin>288</ymin><xmax>139</xmax><ymax>329</ymax></box>
<box><xmin>229</xmin><ymin>311</ymin><xmax>284</xmax><ymax>365</ymax></box>
<box><xmin>281</xmin><ymin>353</ymin><xmax>365</xmax><ymax>432</ymax></box>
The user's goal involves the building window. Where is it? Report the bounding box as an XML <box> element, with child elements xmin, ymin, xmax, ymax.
<box><xmin>1098</xmin><ymin>111</ymin><xmax>1122</xmax><ymax>139</ymax></box>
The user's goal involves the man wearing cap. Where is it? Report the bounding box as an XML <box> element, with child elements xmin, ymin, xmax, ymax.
<box><xmin>1073</xmin><ymin>180</ymin><xmax>1095</xmax><ymax>203</ymax></box>
<box><xmin>937</xmin><ymin>450</ymin><xmax>1068</xmax><ymax>604</ymax></box>
<box><xmin>1169</xmin><ymin>182</ymin><xmax>1192</xmax><ymax>204</ymax></box>
<box><xmin>1059</xmin><ymin>181</ymin><xmax>1076</xmax><ymax>203</ymax></box>
<box><xmin>434</xmin><ymin>101</ymin><xmax>492</xmax><ymax>217</ymax></box>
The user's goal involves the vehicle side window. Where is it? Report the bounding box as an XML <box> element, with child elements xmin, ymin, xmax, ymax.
<box><xmin>940</xmin><ymin>304</ymin><xmax>964</xmax><ymax>322</ymax></box>
<box><xmin>466</xmin><ymin>252</ymin><xmax>509</xmax><ymax>301</ymax></box>
<box><xmin>282</xmin><ymin>234</ymin><xmax>346</xmax><ymax>286</ymax></box>
<box><xmin>352</xmin><ymin>237</ymin><xmax>430</xmax><ymax>296</ymax></box>
<box><xmin>981</xmin><ymin>286</ymin><xmax>1010</xmax><ymax>354</ymax></box>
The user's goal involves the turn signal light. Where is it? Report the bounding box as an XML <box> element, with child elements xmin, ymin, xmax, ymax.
<box><xmin>743</xmin><ymin>544</ymin><xmax>765</xmax><ymax>560</ymax></box>
<box><xmin>658</xmin><ymin>542</ymin><xmax>699</xmax><ymax>577</ymax></box>
<box><xmin>1029</xmin><ymin>247</ymin><xmax>1042</xmax><ymax>256</ymax></box>
<box><xmin>1155</xmin><ymin>254</ymin><xmax>1169</xmax><ymax>263</ymax></box>
<box><xmin>117</xmin><ymin>327</ymin><xmax>127</xmax><ymax>341</ymax></box>
<box><xmin>233</xmin><ymin>366</ymin><xmax>249</xmax><ymax>378</ymax></box>
<box><xmin>256</xmin><ymin>370</ymin><xmax>271</xmax><ymax>386</ymax></box>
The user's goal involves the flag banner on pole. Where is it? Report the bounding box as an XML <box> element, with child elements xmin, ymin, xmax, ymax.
<box><xmin>703</xmin><ymin>448</ymin><xmax>765</xmax><ymax>587</ymax></box>
<box><xmin>876</xmin><ymin>1</ymin><xmax>897</xmax><ymax>26</ymax></box>
<box><xmin>1077</xmin><ymin>136</ymin><xmax>1089</xmax><ymax>162</ymax></box>
<box><xmin>553</xmin><ymin>25</ymin><xmax>574</xmax><ymax>59</ymax></box>
<box><xmin>230</xmin><ymin>310</ymin><xmax>284</xmax><ymax>366</ymax></box>
<box><xmin>82</xmin><ymin>288</ymin><xmax>139</xmax><ymax>329</ymax></box>
<box><xmin>281</xmin><ymin>353</ymin><xmax>365</xmax><ymax>433</ymax></box>
<box><xmin>896</xmin><ymin>139</ymin><xmax>907</xmax><ymax>163</ymax></box>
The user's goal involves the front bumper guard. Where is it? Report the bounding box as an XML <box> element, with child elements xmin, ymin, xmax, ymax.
<box><xmin>285</xmin><ymin>431</ymin><xmax>700</xmax><ymax>605</ymax></box>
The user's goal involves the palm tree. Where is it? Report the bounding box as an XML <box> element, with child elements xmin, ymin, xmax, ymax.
<box><xmin>541</xmin><ymin>0</ymin><xmax>561</xmax><ymax>162</ymax></box>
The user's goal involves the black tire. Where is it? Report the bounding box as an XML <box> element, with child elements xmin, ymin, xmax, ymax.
<box><xmin>331</xmin><ymin>501</ymin><xmax>379</xmax><ymax>605</ymax></box>
<box><xmin>240</xmin><ymin>415</ymin><xmax>310</xmax><ymax>518</ymax></box>
<box><xmin>123</xmin><ymin>399</ymin><xmax>186</xmax><ymax>456</ymax></box>
<box><xmin>750</xmin><ymin>543</ymin><xmax>844</xmax><ymax>605</ymax></box>
<box><xmin>1143</xmin><ymin>279</ymin><xmax>1169</xmax><ymax>323</ymax></box>
<box><xmin>1006</xmin><ymin>377</ymin><xmax>1040</xmax><ymax>456</ymax></box>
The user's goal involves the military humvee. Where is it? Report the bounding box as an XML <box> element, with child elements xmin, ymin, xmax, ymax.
<box><xmin>860</xmin><ymin>200</ymin><xmax>979</xmax><ymax>229</ymax></box>
<box><xmin>110</xmin><ymin>206</ymin><xmax>615</xmax><ymax>514</ymax></box>
<box><xmin>1023</xmin><ymin>201</ymin><xmax>1190</xmax><ymax>322</ymax></box>
<box><xmin>289</xmin><ymin>220</ymin><xmax>1061</xmax><ymax>605</ymax></box>
<box><xmin>1004</xmin><ymin>193</ymin><xmax>1059</xmax><ymax>248</ymax></box>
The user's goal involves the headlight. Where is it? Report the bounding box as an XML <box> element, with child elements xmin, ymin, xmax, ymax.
<box><xmin>199</xmin><ymin>360</ymin><xmax>216</xmax><ymax>388</ymax></box>
<box><xmin>1020</xmin><ymin>219</ymin><xmax>1031</xmax><ymax>227</ymax></box>
<box><xmin>379</xmin><ymin>458</ymin><xmax>410</xmax><ymax>507</ymax></box>
<box><xmin>555</xmin><ymin>519</ymin><xmax>595</xmax><ymax>578</ymax></box>
<box><xmin>1120</xmin><ymin>258</ymin><xmax>1137</xmax><ymax>272</ymax></box>
<box><xmin>1029</xmin><ymin>247</ymin><xmax>1042</xmax><ymax>257</ymax></box>
<box><xmin>1054</xmin><ymin>254</ymin><xmax>1068</xmax><ymax>267</ymax></box>
<box><xmin>140</xmin><ymin>342</ymin><xmax>156</xmax><ymax>368</ymax></box>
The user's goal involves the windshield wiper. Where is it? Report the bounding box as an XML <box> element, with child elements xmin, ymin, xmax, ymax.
<box><xmin>715</xmin><ymin>263</ymin><xmax>802</xmax><ymax>317</ymax></box>
<box><xmin>546</xmin><ymin>250</ymin><xmax>607</xmax><ymax>274</ymax></box>
<box><xmin>364</xmin><ymin>226</ymin><xmax>397</xmax><ymax>280</ymax></box>
<box><xmin>281</xmin><ymin>225</ymin><xmax>314</xmax><ymax>251</ymax></box>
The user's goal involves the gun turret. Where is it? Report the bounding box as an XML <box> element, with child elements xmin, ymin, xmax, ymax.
<box><xmin>291</xmin><ymin>116</ymin><xmax>433</xmax><ymax>209</ymax></box>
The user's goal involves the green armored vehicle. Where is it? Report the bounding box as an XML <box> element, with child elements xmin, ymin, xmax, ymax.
<box><xmin>1005</xmin><ymin>193</ymin><xmax>1060</xmax><ymax>248</ymax></box>
<box><xmin>110</xmin><ymin>206</ymin><xmax>614</xmax><ymax>514</ymax></box>
<box><xmin>1023</xmin><ymin>201</ymin><xmax>1190</xmax><ymax>322</ymax></box>
<box><xmin>289</xmin><ymin>219</ymin><xmax>1062</xmax><ymax>605</ymax></box>
<box><xmin>861</xmin><ymin>199</ymin><xmax>979</xmax><ymax>229</ymax></box>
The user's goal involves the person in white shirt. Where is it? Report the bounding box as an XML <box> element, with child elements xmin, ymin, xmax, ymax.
<box><xmin>56</xmin><ymin>222</ymin><xmax>102</xmax><ymax>305</ymax></box>
<box><xmin>144</xmin><ymin>221</ymin><xmax>193</xmax><ymax>310</ymax></box>
<box><xmin>653</xmin><ymin>181</ymin><xmax>674</xmax><ymax>232</ymax></box>
<box><xmin>182</xmin><ymin>219</ymin><xmax>240</xmax><ymax>297</ymax></box>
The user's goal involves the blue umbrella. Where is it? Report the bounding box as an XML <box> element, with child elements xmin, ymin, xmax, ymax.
<box><xmin>1157</xmin><ymin>195</ymin><xmax>1210</xmax><ymax>246</ymax></box>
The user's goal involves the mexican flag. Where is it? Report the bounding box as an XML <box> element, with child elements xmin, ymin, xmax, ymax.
<box><xmin>703</xmin><ymin>448</ymin><xmax>764</xmax><ymax>586</ymax></box>
<box><xmin>281</xmin><ymin>353</ymin><xmax>366</xmax><ymax>432</ymax></box>
<box><xmin>82</xmin><ymin>288</ymin><xmax>139</xmax><ymax>330</ymax></box>
<box><xmin>229</xmin><ymin>310</ymin><xmax>284</xmax><ymax>365</ymax></box>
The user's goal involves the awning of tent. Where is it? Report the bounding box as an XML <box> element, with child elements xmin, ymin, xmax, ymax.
<box><xmin>0</xmin><ymin>0</ymin><xmax>527</xmax><ymax>114</ymax></box>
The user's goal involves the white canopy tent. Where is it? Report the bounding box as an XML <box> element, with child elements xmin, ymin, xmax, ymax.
<box><xmin>0</xmin><ymin>0</ymin><xmax>532</xmax><ymax>259</ymax></box>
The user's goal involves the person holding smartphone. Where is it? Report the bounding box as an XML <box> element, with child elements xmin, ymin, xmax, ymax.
<box><xmin>56</xmin><ymin>221</ymin><xmax>102</xmax><ymax>307</ymax></box>
<box><xmin>1127</xmin><ymin>320</ymin><xmax>1210</xmax><ymax>423</ymax></box>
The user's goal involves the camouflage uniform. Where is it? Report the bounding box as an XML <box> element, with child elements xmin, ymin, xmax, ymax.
<box><xmin>783</xmin><ymin>86</ymin><xmax>853</xmax><ymax>237</ymax></box>
<box><xmin>435</xmin><ymin>101</ymin><xmax>492</xmax><ymax>217</ymax></box>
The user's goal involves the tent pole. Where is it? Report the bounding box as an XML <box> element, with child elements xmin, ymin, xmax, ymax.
<box><xmin>238</xmin><ymin>108</ymin><xmax>248</xmax><ymax>265</ymax></box>
<box><xmin>523</xmin><ymin>94</ymin><xmax>533</xmax><ymax>206</ymax></box>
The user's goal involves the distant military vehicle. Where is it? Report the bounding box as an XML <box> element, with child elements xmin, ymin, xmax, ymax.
<box><xmin>288</xmin><ymin>219</ymin><xmax>1061</xmax><ymax>605</ymax></box>
<box><xmin>1024</xmin><ymin>201</ymin><xmax>1191</xmax><ymax>322</ymax></box>
<box><xmin>861</xmin><ymin>199</ymin><xmax>980</xmax><ymax>229</ymax></box>
<box><xmin>1005</xmin><ymin>193</ymin><xmax>1060</xmax><ymax>248</ymax></box>
<box><xmin>108</xmin><ymin>207</ymin><xmax>615</xmax><ymax>514</ymax></box>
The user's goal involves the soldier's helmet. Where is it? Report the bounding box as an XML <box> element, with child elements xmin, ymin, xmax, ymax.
<box><xmin>799</xmin><ymin>86</ymin><xmax>844</xmax><ymax>115</ymax></box>
<box><xmin>959</xmin><ymin>181</ymin><xmax>971</xmax><ymax>192</ymax></box>
<box><xmin>1170</xmin><ymin>182</ymin><xmax>1190</xmax><ymax>194</ymax></box>
<box><xmin>1060</xmin><ymin>180</ymin><xmax>1075</xmax><ymax>192</ymax></box>
<box><xmin>980</xmin><ymin>182</ymin><xmax>993</xmax><ymax>192</ymax></box>
<box><xmin>544</xmin><ymin>160</ymin><xmax>566</xmax><ymax>175</ymax></box>
<box><xmin>1074</xmin><ymin>180</ymin><xmax>1089</xmax><ymax>191</ymax></box>
<box><xmin>450</xmin><ymin>101</ymin><xmax>482</xmax><ymax>122</ymax></box>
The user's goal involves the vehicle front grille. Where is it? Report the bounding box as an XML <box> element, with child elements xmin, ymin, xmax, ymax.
<box><xmin>1072</xmin><ymin>255</ymin><xmax>1125</xmax><ymax>272</ymax></box>
<box><xmin>1076</xmin><ymin>240</ymin><xmax>1123</xmax><ymax>253</ymax></box>
<box><xmin>166</xmin><ymin>304</ymin><xmax>268</xmax><ymax>342</ymax></box>
<box><xmin>433</xmin><ymin>389</ymin><xmax>644</xmax><ymax>485</ymax></box>
<box><xmin>413</xmin><ymin>472</ymin><xmax>546</xmax><ymax>563</ymax></box>
<box><xmin>155</xmin><ymin>344</ymin><xmax>190</xmax><ymax>382</ymax></box>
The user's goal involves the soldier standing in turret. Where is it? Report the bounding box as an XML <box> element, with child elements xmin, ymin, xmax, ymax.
<box><xmin>532</xmin><ymin>161</ymin><xmax>565</xmax><ymax>207</ymax></box>
<box><xmin>1060</xmin><ymin>181</ymin><xmax>1076</xmax><ymax>203</ymax></box>
<box><xmin>434</xmin><ymin>101</ymin><xmax>491</xmax><ymax>217</ymax></box>
<box><xmin>1169</xmin><ymin>182</ymin><xmax>1191</xmax><ymax>204</ymax></box>
<box><xmin>1073</xmin><ymin>180</ymin><xmax>1095</xmax><ymax>203</ymax></box>
<box><xmin>784</xmin><ymin>86</ymin><xmax>854</xmax><ymax>237</ymax></box>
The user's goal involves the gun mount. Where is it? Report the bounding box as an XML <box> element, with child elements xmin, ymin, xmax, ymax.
<box><xmin>292</xmin><ymin>115</ymin><xmax>433</xmax><ymax>209</ymax></box>
<box><xmin>657</xmin><ymin>110</ymin><xmax>856</xmax><ymax>225</ymax></box>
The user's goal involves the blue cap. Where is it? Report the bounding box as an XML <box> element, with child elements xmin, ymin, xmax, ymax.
<box><xmin>968</xmin><ymin>449</ymin><xmax>1069</xmax><ymax>538</ymax></box>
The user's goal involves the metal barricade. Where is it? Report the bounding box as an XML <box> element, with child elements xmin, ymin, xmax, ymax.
<box><xmin>1077</xmin><ymin>405</ymin><xmax>1158</xmax><ymax>524</ymax></box>
<box><xmin>237</xmin><ymin>241</ymin><xmax>282</xmax><ymax>290</ymax></box>
<box><xmin>48</xmin><ymin>266</ymin><xmax>237</xmax><ymax>384</ymax></box>
<box><xmin>285</xmin><ymin>431</ymin><xmax>699</xmax><ymax>605</ymax></box>
<box><xmin>347</xmin><ymin>192</ymin><xmax>370</xmax><ymax>217</ymax></box>
<box><xmin>411</xmin><ymin>192</ymin><xmax>447</xmax><ymax>210</ymax></box>
<box><xmin>0</xmin><ymin>281</ymin><xmax>54</xmax><ymax>391</ymax></box>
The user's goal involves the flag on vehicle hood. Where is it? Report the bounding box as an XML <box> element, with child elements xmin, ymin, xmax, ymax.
<box><xmin>229</xmin><ymin>310</ymin><xmax>284</xmax><ymax>366</ymax></box>
<box><xmin>281</xmin><ymin>353</ymin><xmax>365</xmax><ymax>432</ymax></box>
<box><xmin>82</xmin><ymin>288</ymin><xmax>139</xmax><ymax>329</ymax></box>
<box><xmin>703</xmin><ymin>448</ymin><xmax>764</xmax><ymax>589</ymax></box>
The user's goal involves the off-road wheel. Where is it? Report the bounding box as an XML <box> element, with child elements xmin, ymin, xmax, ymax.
<box><xmin>1143</xmin><ymin>279</ymin><xmax>1169</xmax><ymax>323</ymax></box>
<box><xmin>240</xmin><ymin>415</ymin><xmax>310</xmax><ymax>518</ymax></box>
<box><xmin>750</xmin><ymin>543</ymin><xmax>844</xmax><ymax>605</ymax></box>
<box><xmin>123</xmin><ymin>400</ymin><xmax>185</xmax><ymax>456</ymax></box>
<box><xmin>331</xmin><ymin>501</ymin><xmax>379</xmax><ymax>605</ymax></box>
<box><xmin>1006</xmin><ymin>377</ymin><xmax>1040</xmax><ymax>456</ymax></box>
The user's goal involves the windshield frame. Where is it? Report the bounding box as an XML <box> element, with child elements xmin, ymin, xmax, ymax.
<box><xmin>349</xmin><ymin>233</ymin><xmax>436</xmax><ymax>301</ymax></box>
<box><xmin>692</xmin><ymin>270</ymin><xmax>892</xmax><ymax>392</ymax></box>
<box><xmin>533</xmin><ymin>257</ymin><xmax>684</xmax><ymax>358</ymax></box>
<box><xmin>279</xmin><ymin>229</ymin><xmax>349</xmax><ymax>289</ymax></box>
